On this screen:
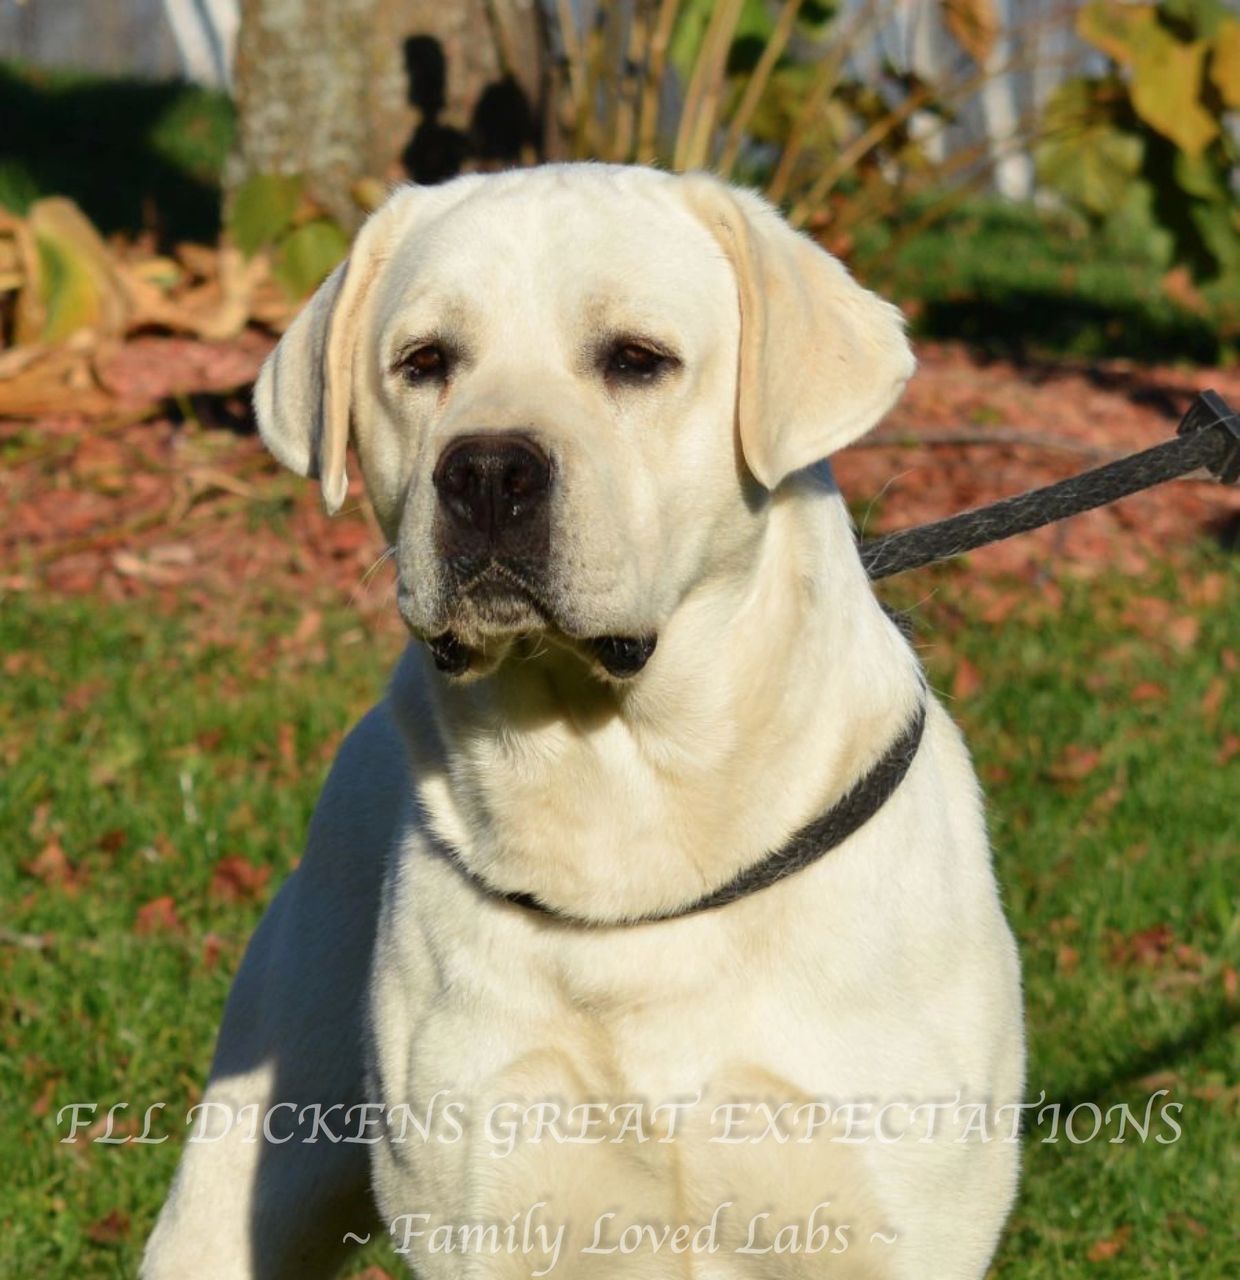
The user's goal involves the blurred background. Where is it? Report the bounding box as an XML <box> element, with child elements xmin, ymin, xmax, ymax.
<box><xmin>1</xmin><ymin>2</ymin><xmax>1237</xmax><ymax>1277</ymax></box>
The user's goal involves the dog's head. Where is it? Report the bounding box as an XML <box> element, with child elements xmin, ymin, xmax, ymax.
<box><xmin>255</xmin><ymin>166</ymin><xmax>913</xmax><ymax>679</ymax></box>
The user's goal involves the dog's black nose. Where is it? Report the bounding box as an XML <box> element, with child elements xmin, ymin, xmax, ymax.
<box><xmin>433</xmin><ymin>434</ymin><xmax>551</xmax><ymax>540</ymax></box>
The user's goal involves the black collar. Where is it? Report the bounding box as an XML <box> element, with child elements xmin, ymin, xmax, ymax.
<box><xmin>438</xmin><ymin>698</ymin><xmax>927</xmax><ymax>928</ymax></box>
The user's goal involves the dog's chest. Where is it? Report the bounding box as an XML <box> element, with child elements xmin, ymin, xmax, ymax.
<box><xmin>364</xmin><ymin>868</ymin><xmax>943</xmax><ymax>1278</ymax></box>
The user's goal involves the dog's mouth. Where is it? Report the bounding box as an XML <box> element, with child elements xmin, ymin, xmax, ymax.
<box><xmin>413</xmin><ymin>560</ymin><xmax>657</xmax><ymax>681</ymax></box>
<box><xmin>444</xmin><ymin>558</ymin><xmax>555</xmax><ymax>632</ymax></box>
<box><xmin>427</xmin><ymin>629</ymin><xmax>658</xmax><ymax>680</ymax></box>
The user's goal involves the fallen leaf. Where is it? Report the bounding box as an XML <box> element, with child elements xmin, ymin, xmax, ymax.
<box><xmin>291</xmin><ymin>608</ymin><xmax>323</xmax><ymax>647</ymax></box>
<box><xmin>952</xmin><ymin>657</ymin><xmax>983</xmax><ymax>700</ymax></box>
<box><xmin>1048</xmin><ymin>744</ymin><xmax>1102</xmax><ymax>782</ymax></box>
<box><xmin>135</xmin><ymin>896</ymin><xmax>183</xmax><ymax>935</ymax></box>
<box><xmin>1130</xmin><ymin>681</ymin><xmax>1167</xmax><ymax>702</ymax></box>
<box><xmin>1201</xmin><ymin>678</ymin><xmax>1225</xmax><ymax>720</ymax></box>
<box><xmin>86</xmin><ymin>1209</ymin><xmax>131</xmax><ymax>1245</ymax></box>
<box><xmin>1086</xmin><ymin>1224</ymin><xmax>1132</xmax><ymax>1262</ymax></box>
<box><xmin>24</xmin><ymin>837</ymin><xmax>80</xmax><ymax>892</ymax></box>
<box><xmin>202</xmin><ymin>933</ymin><xmax>226</xmax><ymax>970</ymax></box>
<box><xmin>97</xmin><ymin>829</ymin><xmax>127</xmax><ymax>855</ymax></box>
<box><xmin>1165</xmin><ymin>615</ymin><xmax>1200</xmax><ymax>652</ymax></box>
<box><xmin>1109</xmin><ymin>924</ymin><xmax>1174</xmax><ymax>969</ymax></box>
<box><xmin>209</xmin><ymin>855</ymin><xmax>271</xmax><ymax>904</ymax></box>
<box><xmin>31</xmin><ymin>1074</ymin><xmax>60</xmax><ymax>1117</ymax></box>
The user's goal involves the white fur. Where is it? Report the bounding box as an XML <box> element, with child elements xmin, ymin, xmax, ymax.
<box><xmin>144</xmin><ymin>165</ymin><xmax>1023</xmax><ymax>1279</ymax></box>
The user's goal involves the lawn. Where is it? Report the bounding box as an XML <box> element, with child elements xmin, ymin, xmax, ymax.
<box><xmin>1</xmin><ymin>538</ymin><xmax>1236</xmax><ymax>1277</ymax></box>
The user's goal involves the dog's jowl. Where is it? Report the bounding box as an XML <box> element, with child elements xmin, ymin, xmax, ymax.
<box><xmin>143</xmin><ymin>165</ymin><xmax>1024</xmax><ymax>1280</ymax></box>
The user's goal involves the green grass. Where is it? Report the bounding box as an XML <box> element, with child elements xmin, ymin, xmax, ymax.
<box><xmin>890</xmin><ymin>561</ymin><xmax>1239</xmax><ymax>1275</ymax></box>
<box><xmin>2</xmin><ymin>546</ymin><xmax>1236</xmax><ymax>1276</ymax></box>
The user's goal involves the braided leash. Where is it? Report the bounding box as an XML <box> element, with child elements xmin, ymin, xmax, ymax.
<box><xmin>433</xmin><ymin>392</ymin><xmax>1237</xmax><ymax>927</ymax></box>
<box><xmin>859</xmin><ymin>389</ymin><xmax>1240</xmax><ymax>581</ymax></box>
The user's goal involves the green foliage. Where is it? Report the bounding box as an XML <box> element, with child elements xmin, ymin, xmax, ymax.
<box><xmin>856</xmin><ymin>195</ymin><xmax>1237</xmax><ymax>364</ymax></box>
<box><xmin>228</xmin><ymin>173</ymin><xmax>302</xmax><ymax>257</ymax></box>
<box><xmin>226</xmin><ymin>174</ymin><xmax>348</xmax><ymax>300</ymax></box>
<box><xmin>1038</xmin><ymin>1</ymin><xmax>1240</xmax><ymax>283</ymax></box>
<box><xmin>271</xmin><ymin>218</ymin><xmax>350</xmax><ymax>299</ymax></box>
<box><xmin>1033</xmin><ymin>81</ymin><xmax>1145</xmax><ymax>217</ymax></box>
<box><xmin>552</xmin><ymin>0</ymin><xmax>1016</xmax><ymax>238</ymax></box>
<box><xmin>0</xmin><ymin>62</ymin><xmax>232</xmax><ymax>243</ymax></box>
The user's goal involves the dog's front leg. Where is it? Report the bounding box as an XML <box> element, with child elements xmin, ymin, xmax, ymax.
<box><xmin>143</xmin><ymin>704</ymin><xmax>406</xmax><ymax>1278</ymax></box>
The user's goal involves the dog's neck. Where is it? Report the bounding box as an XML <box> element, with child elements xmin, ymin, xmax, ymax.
<box><xmin>391</xmin><ymin>476</ymin><xmax>923</xmax><ymax>922</ymax></box>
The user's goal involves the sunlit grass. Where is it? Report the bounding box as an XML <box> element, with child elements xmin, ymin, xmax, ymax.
<box><xmin>1</xmin><ymin>544</ymin><xmax>1236</xmax><ymax>1276</ymax></box>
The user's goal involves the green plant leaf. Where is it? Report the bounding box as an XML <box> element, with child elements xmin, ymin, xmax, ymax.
<box><xmin>271</xmin><ymin>218</ymin><xmax>349</xmax><ymax>300</ymax></box>
<box><xmin>29</xmin><ymin>197</ymin><xmax>129</xmax><ymax>342</ymax></box>
<box><xmin>1036</xmin><ymin>82</ymin><xmax>1144</xmax><ymax>217</ymax></box>
<box><xmin>1076</xmin><ymin>1</ymin><xmax>1157</xmax><ymax>66</ymax></box>
<box><xmin>1130</xmin><ymin>30</ymin><xmax>1218</xmax><ymax>156</ymax></box>
<box><xmin>1188</xmin><ymin>198</ymin><xmax>1240</xmax><ymax>276</ymax></box>
<box><xmin>1163</xmin><ymin>0</ymin><xmax>1228</xmax><ymax>39</ymax></box>
<box><xmin>1210</xmin><ymin>19</ymin><xmax>1240</xmax><ymax>107</ymax></box>
<box><xmin>1171</xmin><ymin>149</ymin><xmax>1222</xmax><ymax>200</ymax></box>
<box><xmin>229</xmin><ymin>173</ymin><xmax>302</xmax><ymax>257</ymax></box>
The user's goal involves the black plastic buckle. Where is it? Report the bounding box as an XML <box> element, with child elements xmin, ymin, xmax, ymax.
<box><xmin>1178</xmin><ymin>389</ymin><xmax>1240</xmax><ymax>485</ymax></box>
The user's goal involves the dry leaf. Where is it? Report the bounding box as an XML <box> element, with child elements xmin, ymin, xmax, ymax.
<box><xmin>209</xmin><ymin>855</ymin><xmax>271</xmax><ymax>904</ymax></box>
<box><xmin>86</xmin><ymin>1209</ymin><xmax>131</xmax><ymax>1245</ymax></box>
<box><xmin>24</xmin><ymin>837</ymin><xmax>80</xmax><ymax>892</ymax></box>
<box><xmin>1049</xmin><ymin>744</ymin><xmax>1102</xmax><ymax>781</ymax></box>
<box><xmin>135</xmin><ymin>896</ymin><xmax>183</xmax><ymax>935</ymax></box>
<box><xmin>1086</xmin><ymin>1224</ymin><xmax>1132</xmax><ymax>1262</ymax></box>
<box><xmin>944</xmin><ymin>0</ymin><xmax>1000</xmax><ymax>64</ymax></box>
<box><xmin>952</xmin><ymin>656</ymin><xmax>983</xmax><ymax>699</ymax></box>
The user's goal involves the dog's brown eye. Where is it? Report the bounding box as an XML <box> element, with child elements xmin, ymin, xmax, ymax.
<box><xmin>605</xmin><ymin>340</ymin><xmax>676</xmax><ymax>383</ymax></box>
<box><xmin>398</xmin><ymin>343</ymin><xmax>448</xmax><ymax>382</ymax></box>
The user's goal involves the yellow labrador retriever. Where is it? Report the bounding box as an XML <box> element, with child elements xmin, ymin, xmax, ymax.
<box><xmin>143</xmin><ymin>165</ymin><xmax>1024</xmax><ymax>1279</ymax></box>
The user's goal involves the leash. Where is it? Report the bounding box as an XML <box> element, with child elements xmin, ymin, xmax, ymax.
<box><xmin>859</xmin><ymin>389</ymin><xmax>1240</xmax><ymax>581</ymax></box>
<box><xmin>434</xmin><ymin>391</ymin><xmax>1238</xmax><ymax>928</ymax></box>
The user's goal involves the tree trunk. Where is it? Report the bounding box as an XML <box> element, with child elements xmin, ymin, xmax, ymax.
<box><xmin>229</xmin><ymin>0</ymin><xmax>410</xmax><ymax>231</ymax></box>
<box><xmin>230</xmin><ymin>0</ymin><xmax>546</xmax><ymax>222</ymax></box>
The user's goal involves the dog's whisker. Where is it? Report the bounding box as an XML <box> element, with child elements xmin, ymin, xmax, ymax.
<box><xmin>858</xmin><ymin>468</ymin><xmax>917</xmax><ymax>541</ymax></box>
<box><xmin>360</xmin><ymin>545</ymin><xmax>397</xmax><ymax>587</ymax></box>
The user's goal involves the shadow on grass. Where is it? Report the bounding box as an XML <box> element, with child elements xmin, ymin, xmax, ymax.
<box><xmin>921</xmin><ymin>291</ymin><xmax>1224</xmax><ymax>368</ymax></box>
<box><xmin>1042</xmin><ymin>998</ymin><xmax>1239</xmax><ymax>1116</ymax></box>
<box><xmin>0</xmin><ymin>62</ymin><xmax>231</xmax><ymax>245</ymax></box>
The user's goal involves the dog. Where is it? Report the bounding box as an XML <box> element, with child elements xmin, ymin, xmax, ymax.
<box><xmin>142</xmin><ymin>164</ymin><xmax>1024</xmax><ymax>1279</ymax></box>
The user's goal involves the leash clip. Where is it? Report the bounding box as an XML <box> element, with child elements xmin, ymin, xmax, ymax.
<box><xmin>1177</xmin><ymin>389</ymin><xmax>1240</xmax><ymax>485</ymax></box>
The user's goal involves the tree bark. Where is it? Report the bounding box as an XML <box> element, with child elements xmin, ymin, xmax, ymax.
<box><xmin>229</xmin><ymin>0</ymin><xmax>410</xmax><ymax>231</ymax></box>
<box><xmin>230</xmin><ymin>0</ymin><xmax>548</xmax><ymax>223</ymax></box>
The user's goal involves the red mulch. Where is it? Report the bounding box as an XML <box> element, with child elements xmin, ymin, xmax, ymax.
<box><xmin>2</xmin><ymin>336</ymin><xmax>1237</xmax><ymax>629</ymax></box>
<box><xmin>838</xmin><ymin>343</ymin><xmax>1240</xmax><ymax>581</ymax></box>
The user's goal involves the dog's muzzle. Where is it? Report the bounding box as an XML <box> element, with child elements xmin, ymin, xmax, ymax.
<box><xmin>423</xmin><ymin>432</ymin><xmax>657</xmax><ymax>680</ymax></box>
<box><xmin>433</xmin><ymin>432</ymin><xmax>552</xmax><ymax>564</ymax></box>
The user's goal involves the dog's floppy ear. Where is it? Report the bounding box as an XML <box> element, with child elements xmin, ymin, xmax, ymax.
<box><xmin>683</xmin><ymin>175</ymin><xmax>914</xmax><ymax>490</ymax></box>
<box><xmin>253</xmin><ymin>190</ymin><xmax>418</xmax><ymax>514</ymax></box>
